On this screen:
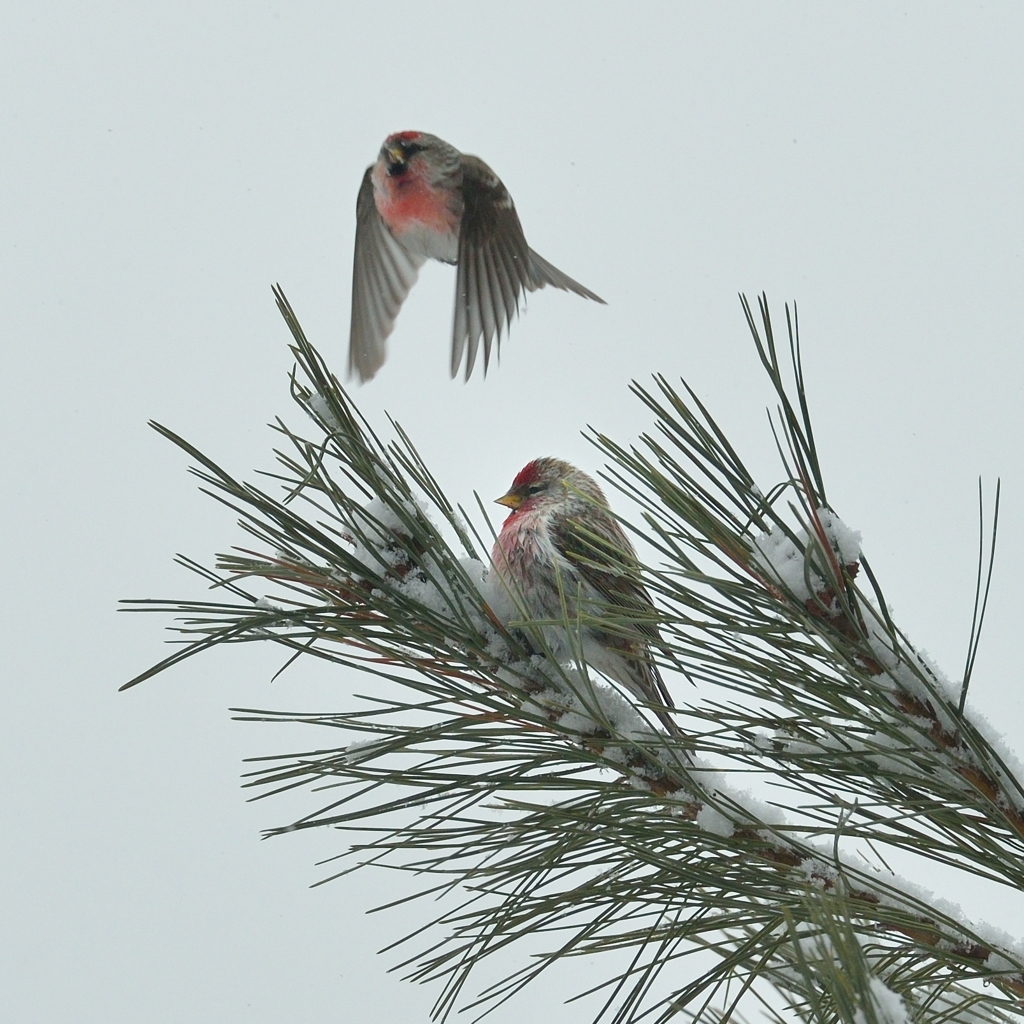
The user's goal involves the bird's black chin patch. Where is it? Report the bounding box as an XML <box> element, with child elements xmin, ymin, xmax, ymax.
<box><xmin>386</xmin><ymin>159</ymin><xmax>408</xmax><ymax>177</ymax></box>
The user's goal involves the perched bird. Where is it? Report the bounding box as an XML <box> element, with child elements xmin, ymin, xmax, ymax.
<box><xmin>349</xmin><ymin>131</ymin><xmax>605</xmax><ymax>383</ymax></box>
<box><xmin>490</xmin><ymin>458</ymin><xmax>680</xmax><ymax>735</ymax></box>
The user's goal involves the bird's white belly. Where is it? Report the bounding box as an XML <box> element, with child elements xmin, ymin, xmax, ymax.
<box><xmin>393</xmin><ymin>222</ymin><xmax>459</xmax><ymax>264</ymax></box>
<box><xmin>491</xmin><ymin>513</ymin><xmax>585</xmax><ymax>648</ymax></box>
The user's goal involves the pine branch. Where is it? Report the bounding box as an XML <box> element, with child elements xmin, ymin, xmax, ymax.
<box><xmin>123</xmin><ymin>287</ymin><xmax>1024</xmax><ymax>1024</ymax></box>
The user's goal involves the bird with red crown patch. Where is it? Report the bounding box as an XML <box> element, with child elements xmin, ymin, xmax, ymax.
<box><xmin>490</xmin><ymin>457</ymin><xmax>680</xmax><ymax>735</ymax></box>
<box><xmin>349</xmin><ymin>131</ymin><xmax>605</xmax><ymax>383</ymax></box>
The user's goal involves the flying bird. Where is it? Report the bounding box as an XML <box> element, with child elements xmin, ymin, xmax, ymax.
<box><xmin>490</xmin><ymin>458</ymin><xmax>680</xmax><ymax>735</ymax></box>
<box><xmin>349</xmin><ymin>131</ymin><xmax>605</xmax><ymax>383</ymax></box>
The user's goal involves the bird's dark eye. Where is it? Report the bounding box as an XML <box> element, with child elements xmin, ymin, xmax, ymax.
<box><xmin>402</xmin><ymin>142</ymin><xmax>425</xmax><ymax>157</ymax></box>
<box><xmin>526</xmin><ymin>483</ymin><xmax>545</xmax><ymax>495</ymax></box>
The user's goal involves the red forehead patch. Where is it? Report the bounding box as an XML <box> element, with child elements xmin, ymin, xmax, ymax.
<box><xmin>386</xmin><ymin>130</ymin><xmax>421</xmax><ymax>144</ymax></box>
<box><xmin>511</xmin><ymin>460</ymin><xmax>542</xmax><ymax>488</ymax></box>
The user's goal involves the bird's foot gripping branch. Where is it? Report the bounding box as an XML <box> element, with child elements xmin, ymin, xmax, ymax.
<box><xmin>124</xmin><ymin>288</ymin><xmax>1024</xmax><ymax>1024</ymax></box>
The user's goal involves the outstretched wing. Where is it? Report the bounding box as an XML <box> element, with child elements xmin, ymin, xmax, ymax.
<box><xmin>452</xmin><ymin>155</ymin><xmax>605</xmax><ymax>381</ymax></box>
<box><xmin>349</xmin><ymin>167</ymin><xmax>425</xmax><ymax>383</ymax></box>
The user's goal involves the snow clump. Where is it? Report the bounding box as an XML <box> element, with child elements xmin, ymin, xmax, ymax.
<box><xmin>752</xmin><ymin>507</ymin><xmax>862</xmax><ymax>602</ymax></box>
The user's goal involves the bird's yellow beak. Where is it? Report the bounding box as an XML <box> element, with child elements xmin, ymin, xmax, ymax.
<box><xmin>387</xmin><ymin>144</ymin><xmax>406</xmax><ymax>165</ymax></box>
<box><xmin>495</xmin><ymin>492</ymin><xmax>522</xmax><ymax>510</ymax></box>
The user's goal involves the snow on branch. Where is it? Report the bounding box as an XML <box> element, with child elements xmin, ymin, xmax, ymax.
<box><xmin>123</xmin><ymin>289</ymin><xmax>1024</xmax><ymax>1024</ymax></box>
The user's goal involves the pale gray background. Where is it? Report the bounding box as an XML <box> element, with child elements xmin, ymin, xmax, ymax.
<box><xmin>3</xmin><ymin>3</ymin><xmax>1024</xmax><ymax>1021</ymax></box>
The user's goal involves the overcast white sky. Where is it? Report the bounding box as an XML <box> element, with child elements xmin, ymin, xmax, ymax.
<box><xmin>3</xmin><ymin>3</ymin><xmax>1024</xmax><ymax>1022</ymax></box>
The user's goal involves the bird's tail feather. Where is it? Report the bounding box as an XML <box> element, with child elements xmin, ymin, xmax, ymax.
<box><xmin>527</xmin><ymin>249</ymin><xmax>606</xmax><ymax>304</ymax></box>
